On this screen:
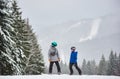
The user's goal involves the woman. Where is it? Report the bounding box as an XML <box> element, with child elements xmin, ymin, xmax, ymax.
<box><xmin>48</xmin><ymin>42</ymin><xmax>61</xmax><ymax>74</ymax></box>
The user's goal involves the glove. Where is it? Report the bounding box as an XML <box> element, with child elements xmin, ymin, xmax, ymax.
<box><xmin>49</xmin><ymin>59</ymin><xmax>51</xmax><ymax>62</ymax></box>
<box><xmin>58</xmin><ymin>58</ymin><xmax>60</xmax><ymax>62</ymax></box>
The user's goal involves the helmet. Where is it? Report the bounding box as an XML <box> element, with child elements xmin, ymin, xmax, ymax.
<box><xmin>71</xmin><ymin>46</ymin><xmax>76</xmax><ymax>50</ymax></box>
<box><xmin>51</xmin><ymin>41</ymin><xmax>57</xmax><ymax>47</ymax></box>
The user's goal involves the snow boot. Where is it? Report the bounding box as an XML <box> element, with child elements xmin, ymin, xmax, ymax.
<box><xmin>58</xmin><ymin>72</ymin><xmax>61</xmax><ymax>75</ymax></box>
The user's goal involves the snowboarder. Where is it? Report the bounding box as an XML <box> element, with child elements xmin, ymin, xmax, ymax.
<box><xmin>69</xmin><ymin>46</ymin><xmax>82</xmax><ymax>75</ymax></box>
<box><xmin>48</xmin><ymin>42</ymin><xmax>61</xmax><ymax>74</ymax></box>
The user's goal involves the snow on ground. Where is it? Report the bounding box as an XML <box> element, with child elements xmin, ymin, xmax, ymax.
<box><xmin>0</xmin><ymin>74</ymin><xmax>119</xmax><ymax>79</ymax></box>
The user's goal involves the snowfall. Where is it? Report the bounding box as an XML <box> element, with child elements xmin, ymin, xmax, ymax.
<box><xmin>0</xmin><ymin>74</ymin><xmax>119</xmax><ymax>79</ymax></box>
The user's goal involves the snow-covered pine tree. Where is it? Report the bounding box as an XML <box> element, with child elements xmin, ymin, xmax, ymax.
<box><xmin>24</xmin><ymin>19</ymin><xmax>44</xmax><ymax>75</ymax></box>
<box><xmin>9</xmin><ymin>0</ymin><xmax>26</xmax><ymax>74</ymax></box>
<box><xmin>86</xmin><ymin>61</ymin><xmax>91</xmax><ymax>75</ymax></box>
<box><xmin>0</xmin><ymin>0</ymin><xmax>44</xmax><ymax>75</ymax></box>
<box><xmin>59</xmin><ymin>61</ymin><xmax>69</xmax><ymax>74</ymax></box>
<box><xmin>0</xmin><ymin>0</ymin><xmax>22</xmax><ymax>75</ymax></box>
<box><xmin>107</xmin><ymin>51</ymin><xmax>116</xmax><ymax>75</ymax></box>
<box><xmin>10</xmin><ymin>1</ymin><xmax>45</xmax><ymax>74</ymax></box>
<box><xmin>117</xmin><ymin>54</ymin><xmax>120</xmax><ymax>76</ymax></box>
<box><xmin>10</xmin><ymin>1</ymin><xmax>33</xmax><ymax>74</ymax></box>
<box><xmin>89</xmin><ymin>60</ymin><xmax>97</xmax><ymax>75</ymax></box>
<box><xmin>113</xmin><ymin>53</ymin><xmax>119</xmax><ymax>76</ymax></box>
<box><xmin>85</xmin><ymin>60</ymin><xmax>97</xmax><ymax>75</ymax></box>
<box><xmin>98</xmin><ymin>55</ymin><xmax>107</xmax><ymax>75</ymax></box>
<box><xmin>64</xmin><ymin>62</ymin><xmax>69</xmax><ymax>74</ymax></box>
<box><xmin>81</xmin><ymin>59</ymin><xmax>87</xmax><ymax>74</ymax></box>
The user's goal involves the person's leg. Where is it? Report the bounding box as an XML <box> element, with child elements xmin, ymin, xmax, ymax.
<box><xmin>74</xmin><ymin>63</ymin><xmax>82</xmax><ymax>75</ymax></box>
<box><xmin>69</xmin><ymin>63</ymin><xmax>74</xmax><ymax>75</ymax></box>
<box><xmin>49</xmin><ymin>62</ymin><xmax>54</xmax><ymax>74</ymax></box>
<box><xmin>55</xmin><ymin>61</ymin><xmax>61</xmax><ymax>73</ymax></box>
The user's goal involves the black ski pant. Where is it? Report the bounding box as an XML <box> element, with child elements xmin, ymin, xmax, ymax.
<box><xmin>69</xmin><ymin>63</ymin><xmax>82</xmax><ymax>75</ymax></box>
<box><xmin>49</xmin><ymin>61</ymin><xmax>61</xmax><ymax>73</ymax></box>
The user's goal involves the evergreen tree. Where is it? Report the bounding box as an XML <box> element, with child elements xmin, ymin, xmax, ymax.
<box><xmin>0</xmin><ymin>0</ymin><xmax>44</xmax><ymax>75</ymax></box>
<box><xmin>86</xmin><ymin>61</ymin><xmax>92</xmax><ymax>75</ymax></box>
<box><xmin>117</xmin><ymin>54</ymin><xmax>120</xmax><ymax>76</ymax></box>
<box><xmin>85</xmin><ymin>60</ymin><xmax>97</xmax><ymax>75</ymax></box>
<box><xmin>64</xmin><ymin>63</ymin><xmax>69</xmax><ymax>74</ymax></box>
<box><xmin>9</xmin><ymin>0</ymin><xmax>27</xmax><ymax>74</ymax></box>
<box><xmin>90</xmin><ymin>60</ymin><xmax>97</xmax><ymax>75</ymax></box>
<box><xmin>24</xmin><ymin>19</ymin><xmax>44</xmax><ymax>75</ymax></box>
<box><xmin>0</xmin><ymin>0</ymin><xmax>22</xmax><ymax>75</ymax></box>
<box><xmin>10</xmin><ymin>1</ymin><xmax>34</xmax><ymax>74</ymax></box>
<box><xmin>60</xmin><ymin>61</ymin><xmax>69</xmax><ymax>74</ymax></box>
<box><xmin>98</xmin><ymin>55</ymin><xmax>107</xmax><ymax>75</ymax></box>
<box><xmin>10</xmin><ymin>0</ymin><xmax>27</xmax><ymax>74</ymax></box>
<box><xmin>107</xmin><ymin>51</ymin><xmax>116</xmax><ymax>75</ymax></box>
<box><xmin>81</xmin><ymin>59</ymin><xmax>87</xmax><ymax>74</ymax></box>
<box><xmin>113</xmin><ymin>53</ymin><xmax>118</xmax><ymax>75</ymax></box>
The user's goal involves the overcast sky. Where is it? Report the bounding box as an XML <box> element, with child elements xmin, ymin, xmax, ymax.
<box><xmin>18</xmin><ymin>0</ymin><xmax>120</xmax><ymax>30</ymax></box>
<box><xmin>18</xmin><ymin>0</ymin><xmax>120</xmax><ymax>65</ymax></box>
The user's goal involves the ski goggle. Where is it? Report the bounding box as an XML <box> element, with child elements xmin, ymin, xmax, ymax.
<box><xmin>71</xmin><ymin>47</ymin><xmax>76</xmax><ymax>50</ymax></box>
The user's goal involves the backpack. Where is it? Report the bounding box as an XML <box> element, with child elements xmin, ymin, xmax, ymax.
<box><xmin>50</xmin><ymin>48</ymin><xmax>57</xmax><ymax>56</ymax></box>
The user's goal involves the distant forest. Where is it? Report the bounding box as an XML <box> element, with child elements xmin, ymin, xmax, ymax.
<box><xmin>45</xmin><ymin>51</ymin><xmax>120</xmax><ymax>76</ymax></box>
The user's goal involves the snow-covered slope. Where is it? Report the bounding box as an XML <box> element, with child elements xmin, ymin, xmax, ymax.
<box><xmin>0</xmin><ymin>75</ymin><xmax>119</xmax><ymax>79</ymax></box>
<box><xmin>38</xmin><ymin>14</ymin><xmax>120</xmax><ymax>65</ymax></box>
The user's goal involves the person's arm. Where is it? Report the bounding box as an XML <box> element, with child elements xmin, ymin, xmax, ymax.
<box><xmin>56</xmin><ymin>49</ymin><xmax>60</xmax><ymax>61</ymax></box>
<box><xmin>75</xmin><ymin>52</ymin><xmax>78</xmax><ymax>60</ymax></box>
<box><xmin>48</xmin><ymin>49</ymin><xmax>51</xmax><ymax>62</ymax></box>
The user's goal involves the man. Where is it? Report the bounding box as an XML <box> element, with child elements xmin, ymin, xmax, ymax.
<box><xmin>48</xmin><ymin>42</ymin><xmax>61</xmax><ymax>74</ymax></box>
<box><xmin>69</xmin><ymin>46</ymin><xmax>82</xmax><ymax>75</ymax></box>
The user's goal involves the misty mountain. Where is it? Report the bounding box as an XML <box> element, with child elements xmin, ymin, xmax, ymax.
<box><xmin>38</xmin><ymin>14</ymin><xmax>120</xmax><ymax>65</ymax></box>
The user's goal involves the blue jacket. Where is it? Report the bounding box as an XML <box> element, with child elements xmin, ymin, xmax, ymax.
<box><xmin>70</xmin><ymin>51</ymin><xmax>78</xmax><ymax>63</ymax></box>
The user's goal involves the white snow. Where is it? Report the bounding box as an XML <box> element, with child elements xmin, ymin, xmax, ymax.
<box><xmin>0</xmin><ymin>74</ymin><xmax>119</xmax><ymax>79</ymax></box>
<box><xmin>66</xmin><ymin>22</ymin><xmax>81</xmax><ymax>32</ymax></box>
<box><xmin>79</xmin><ymin>18</ymin><xmax>101</xmax><ymax>43</ymax></box>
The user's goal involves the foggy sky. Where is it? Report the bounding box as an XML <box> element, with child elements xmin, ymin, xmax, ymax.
<box><xmin>18</xmin><ymin>0</ymin><xmax>120</xmax><ymax>29</ymax></box>
<box><xmin>18</xmin><ymin>0</ymin><xmax>120</xmax><ymax>65</ymax></box>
